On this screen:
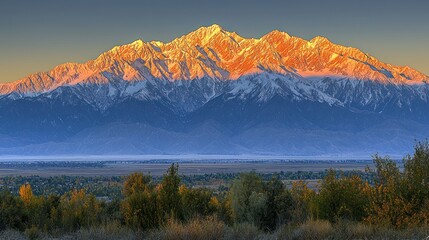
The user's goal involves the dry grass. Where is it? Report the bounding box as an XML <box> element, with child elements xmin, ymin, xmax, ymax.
<box><xmin>2</xmin><ymin>219</ymin><xmax>429</xmax><ymax>240</ymax></box>
<box><xmin>277</xmin><ymin>220</ymin><xmax>429</xmax><ymax>240</ymax></box>
<box><xmin>224</xmin><ymin>222</ymin><xmax>273</xmax><ymax>240</ymax></box>
<box><xmin>147</xmin><ymin>217</ymin><xmax>225</xmax><ymax>240</ymax></box>
<box><xmin>289</xmin><ymin>220</ymin><xmax>333</xmax><ymax>240</ymax></box>
<box><xmin>369</xmin><ymin>226</ymin><xmax>429</xmax><ymax>240</ymax></box>
<box><xmin>329</xmin><ymin>221</ymin><xmax>373</xmax><ymax>239</ymax></box>
<box><xmin>56</xmin><ymin>221</ymin><xmax>141</xmax><ymax>240</ymax></box>
<box><xmin>0</xmin><ymin>230</ymin><xmax>27</xmax><ymax>240</ymax></box>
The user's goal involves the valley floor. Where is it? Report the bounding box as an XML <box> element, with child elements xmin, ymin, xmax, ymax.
<box><xmin>0</xmin><ymin>158</ymin><xmax>382</xmax><ymax>177</ymax></box>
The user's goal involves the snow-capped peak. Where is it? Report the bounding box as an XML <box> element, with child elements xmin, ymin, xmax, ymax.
<box><xmin>0</xmin><ymin>24</ymin><xmax>428</xmax><ymax>97</ymax></box>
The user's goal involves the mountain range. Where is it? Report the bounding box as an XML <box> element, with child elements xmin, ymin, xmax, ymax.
<box><xmin>1</xmin><ymin>24</ymin><xmax>428</xmax><ymax>156</ymax></box>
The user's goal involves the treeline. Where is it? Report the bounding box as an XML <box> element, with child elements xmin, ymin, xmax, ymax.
<box><xmin>1</xmin><ymin>175</ymin><xmax>124</xmax><ymax>199</ymax></box>
<box><xmin>1</xmin><ymin>142</ymin><xmax>429</xmax><ymax>239</ymax></box>
<box><xmin>1</xmin><ymin>170</ymin><xmax>371</xmax><ymax>200</ymax></box>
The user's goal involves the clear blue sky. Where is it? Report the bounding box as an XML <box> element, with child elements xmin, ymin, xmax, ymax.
<box><xmin>1</xmin><ymin>0</ymin><xmax>428</xmax><ymax>83</ymax></box>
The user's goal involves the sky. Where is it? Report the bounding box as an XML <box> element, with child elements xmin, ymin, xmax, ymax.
<box><xmin>0</xmin><ymin>0</ymin><xmax>428</xmax><ymax>83</ymax></box>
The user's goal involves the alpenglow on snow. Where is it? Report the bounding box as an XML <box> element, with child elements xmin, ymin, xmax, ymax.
<box><xmin>0</xmin><ymin>24</ymin><xmax>428</xmax><ymax>155</ymax></box>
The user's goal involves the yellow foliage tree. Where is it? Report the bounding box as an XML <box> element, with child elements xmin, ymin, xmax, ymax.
<box><xmin>290</xmin><ymin>180</ymin><xmax>317</xmax><ymax>223</ymax></box>
<box><xmin>60</xmin><ymin>189</ymin><xmax>101</xmax><ymax>231</ymax></box>
<box><xmin>19</xmin><ymin>183</ymin><xmax>34</xmax><ymax>205</ymax></box>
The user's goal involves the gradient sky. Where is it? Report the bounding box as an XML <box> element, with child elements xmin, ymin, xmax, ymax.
<box><xmin>1</xmin><ymin>0</ymin><xmax>428</xmax><ymax>83</ymax></box>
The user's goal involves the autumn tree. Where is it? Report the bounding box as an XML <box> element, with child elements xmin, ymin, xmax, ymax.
<box><xmin>316</xmin><ymin>170</ymin><xmax>369</xmax><ymax>222</ymax></box>
<box><xmin>18</xmin><ymin>183</ymin><xmax>52</xmax><ymax>231</ymax></box>
<box><xmin>366</xmin><ymin>141</ymin><xmax>429</xmax><ymax>228</ymax></box>
<box><xmin>19</xmin><ymin>183</ymin><xmax>34</xmax><ymax>204</ymax></box>
<box><xmin>123</xmin><ymin>172</ymin><xmax>152</xmax><ymax>196</ymax></box>
<box><xmin>59</xmin><ymin>189</ymin><xmax>101</xmax><ymax>231</ymax></box>
<box><xmin>121</xmin><ymin>172</ymin><xmax>159</xmax><ymax>230</ymax></box>
<box><xmin>158</xmin><ymin>163</ymin><xmax>182</xmax><ymax>221</ymax></box>
<box><xmin>180</xmin><ymin>185</ymin><xmax>215</xmax><ymax>221</ymax></box>
<box><xmin>365</xmin><ymin>154</ymin><xmax>416</xmax><ymax>228</ymax></box>
<box><xmin>403</xmin><ymin>141</ymin><xmax>429</xmax><ymax>225</ymax></box>
<box><xmin>290</xmin><ymin>180</ymin><xmax>316</xmax><ymax>224</ymax></box>
<box><xmin>217</xmin><ymin>195</ymin><xmax>233</xmax><ymax>225</ymax></box>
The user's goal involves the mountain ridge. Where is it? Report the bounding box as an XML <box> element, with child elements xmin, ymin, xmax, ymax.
<box><xmin>1</xmin><ymin>24</ymin><xmax>427</xmax><ymax>97</ymax></box>
<box><xmin>0</xmin><ymin>24</ymin><xmax>428</xmax><ymax>156</ymax></box>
